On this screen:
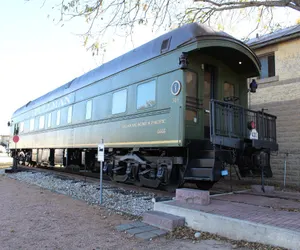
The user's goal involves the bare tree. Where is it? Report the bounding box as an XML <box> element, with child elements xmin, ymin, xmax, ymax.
<box><xmin>32</xmin><ymin>0</ymin><xmax>300</xmax><ymax>55</ymax></box>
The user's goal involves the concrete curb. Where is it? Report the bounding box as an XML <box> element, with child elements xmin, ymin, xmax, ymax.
<box><xmin>154</xmin><ymin>201</ymin><xmax>299</xmax><ymax>250</ymax></box>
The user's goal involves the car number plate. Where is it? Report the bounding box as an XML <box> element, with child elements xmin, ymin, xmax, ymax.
<box><xmin>250</xmin><ymin>129</ymin><xmax>258</xmax><ymax>140</ymax></box>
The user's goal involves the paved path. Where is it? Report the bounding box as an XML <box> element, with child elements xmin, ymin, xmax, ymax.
<box><xmin>163</xmin><ymin>192</ymin><xmax>300</xmax><ymax>232</ymax></box>
<box><xmin>211</xmin><ymin>192</ymin><xmax>300</xmax><ymax>231</ymax></box>
<box><xmin>0</xmin><ymin>175</ymin><xmax>247</xmax><ymax>250</ymax></box>
<box><xmin>202</xmin><ymin>192</ymin><xmax>300</xmax><ymax>232</ymax></box>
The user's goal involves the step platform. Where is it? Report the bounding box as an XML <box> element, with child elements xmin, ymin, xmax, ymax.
<box><xmin>115</xmin><ymin>211</ymin><xmax>185</xmax><ymax>241</ymax></box>
<box><xmin>176</xmin><ymin>188</ymin><xmax>210</xmax><ymax>205</ymax></box>
<box><xmin>115</xmin><ymin>221</ymin><xmax>169</xmax><ymax>241</ymax></box>
<box><xmin>142</xmin><ymin>210</ymin><xmax>185</xmax><ymax>231</ymax></box>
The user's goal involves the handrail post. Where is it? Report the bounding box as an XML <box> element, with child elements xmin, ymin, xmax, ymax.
<box><xmin>261</xmin><ymin>108</ymin><xmax>268</xmax><ymax>141</ymax></box>
<box><xmin>274</xmin><ymin>117</ymin><xmax>277</xmax><ymax>142</ymax></box>
<box><xmin>210</xmin><ymin>100</ymin><xmax>215</xmax><ymax>139</ymax></box>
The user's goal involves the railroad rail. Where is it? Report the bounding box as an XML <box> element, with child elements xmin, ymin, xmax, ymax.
<box><xmin>5</xmin><ymin>163</ymin><xmax>300</xmax><ymax>209</ymax></box>
<box><xmin>11</xmin><ymin>164</ymin><xmax>175</xmax><ymax>198</ymax></box>
<box><xmin>7</xmin><ymin>163</ymin><xmax>253</xmax><ymax>197</ymax></box>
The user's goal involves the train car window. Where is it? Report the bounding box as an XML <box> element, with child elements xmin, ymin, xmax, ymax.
<box><xmin>19</xmin><ymin>122</ymin><xmax>24</xmax><ymax>133</ymax></box>
<box><xmin>85</xmin><ymin>100</ymin><xmax>92</xmax><ymax>120</ymax></box>
<box><xmin>39</xmin><ymin>116</ymin><xmax>45</xmax><ymax>129</ymax></box>
<box><xmin>48</xmin><ymin>113</ymin><xmax>52</xmax><ymax>128</ymax></box>
<box><xmin>56</xmin><ymin>110</ymin><xmax>61</xmax><ymax>126</ymax></box>
<box><xmin>186</xmin><ymin>71</ymin><xmax>197</xmax><ymax>98</ymax></box>
<box><xmin>112</xmin><ymin>89</ymin><xmax>127</xmax><ymax>114</ymax></box>
<box><xmin>67</xmin><ymin>106</ymin><xmax>73</xmax><ymax>123</ymax></box>
<box><xmin>30</xmin><ymin>119</ymin><xmax>34</xmax><ymax>131</ymax></box>
<box><xmin>137</xmin><ymin>81</ymin><xmax>156</xmax><ymax>110</ymax></box>
<box><xmin>14</xmin><ymin>123</ymin><xmax>19</xmax><ymax>135</ymax></box>
<box><xmin>185</xmin><ymin>71</ymin><xmax>198</xmax><ymax>121</ymax></box>
<box><xmin>224</xmin><ymin>82</ymin><xmax>234</xmax><ymax>97</ymax></box>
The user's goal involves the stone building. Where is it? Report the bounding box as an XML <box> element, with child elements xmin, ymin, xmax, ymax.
<box><xmin>246</xmin><ymin>24</ymin><xmax>300</xmax><ymax>187</ymax></box>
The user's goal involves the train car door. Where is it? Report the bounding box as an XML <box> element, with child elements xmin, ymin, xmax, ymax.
<box><xmin>185</xmin><ymin>70</ymin><xmax>202</xmax><ymax>139</ymax></box>
<box><xmin>203</xmin><ymin>65</ymin><xmax>217</xmax><ymax>139</ymax></box>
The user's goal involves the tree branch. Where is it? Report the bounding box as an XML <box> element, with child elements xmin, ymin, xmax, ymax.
<box><xmin>195</xmin><ymin>0</ymin><xmax>300</xmax><ymax>11</ymax></box>
<box><xmin>33</xmin><ymin>0</ymin><xmax>300</xmax><ymax>57</ymax></box>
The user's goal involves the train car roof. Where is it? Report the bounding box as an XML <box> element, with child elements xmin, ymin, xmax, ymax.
<box><xmin>13</xmin><ymin>23</ymin><xmax>241</xmax><ymax>117</ymax></box>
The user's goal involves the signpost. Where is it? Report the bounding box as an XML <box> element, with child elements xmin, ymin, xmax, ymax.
<box><xmin>12</xmin><ymin>135</ymin><xmax>19</xmax><ymax>171</ymax></box>
<box><xmin>98</xmin><ymin>139</ymin><xmax>104</xmax><ymax>204</ymax></box>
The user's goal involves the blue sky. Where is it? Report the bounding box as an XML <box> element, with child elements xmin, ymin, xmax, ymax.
<box><xmin>0</xmin><ymin>1</ymin><xmax>299</xmax><ymax>135</ymax></box>
<box><xmin>0</xmin><ymin>1</ymin><xmax>97</xmax><ymax>135</ymax></box>
<box><xmin>0</xmin><ymin>0</ymin><xmax>159</xmax><ymax>135</ymax></box>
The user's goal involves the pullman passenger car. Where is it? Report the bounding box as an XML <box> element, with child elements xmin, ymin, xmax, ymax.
<box><xmin>9</xmin><ymin>23</ymin><xmax>278</xmax><ymax>190</ymax></box>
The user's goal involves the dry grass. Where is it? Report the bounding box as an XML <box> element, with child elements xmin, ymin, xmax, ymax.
<box><xmin>166</xmin><ymin>226</ymin><xmax>288</xmax><ymax>250</ymax></box>
<box><xmin>0</xmin><ymin>163</ymin><xmax>11</xmax><ymax>169</ymax></box>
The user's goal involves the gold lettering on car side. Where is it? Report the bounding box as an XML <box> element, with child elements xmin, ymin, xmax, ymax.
<box><xmin>172</xmin><ymin>97</ymin><xmax>179</xmax><ymax>103</ymax></box>
<box><xmin>157</xmin><ymin>128</ymin><xmax>166</xmax><ymax>134</ymax></box>
<box><xmin>122</xmin><ymin>119</ymin><xmax>166</xmax><ymax>129</ymax></box>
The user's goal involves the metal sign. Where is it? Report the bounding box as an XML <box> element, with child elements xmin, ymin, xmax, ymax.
<box><xmin>13</xmin><ymin>135</ymin><xmax>19</xmax><ymax>143</ymax></box>
<box><xmin>171</xmin><ymin>80</ymin><xmax>181</xmax><ymax>96</ymax></box>
<box><xmin>98</xmin><ymin>140</ymin><xmax>104</xmax><ymax>205</ymax></box>
<box><xmin>12</xmin><ymin>135</ymin><xmax>20</xmax><ymax>171</ymax></box>
<box><xmin>250</xmin><ymin>129</ymin><xmax>258</xmax><ymax>140</ymax></box>
<box><xmin>98</xmin><ymin>143</ymin><xmax>105</xmax><ymax>162</ymax></box>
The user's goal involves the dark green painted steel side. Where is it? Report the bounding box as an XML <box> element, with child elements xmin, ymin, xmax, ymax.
<box><xmin>11</xmin><ymin>27</ymin><xmax>259</xmax><ymax>150</ymax></box>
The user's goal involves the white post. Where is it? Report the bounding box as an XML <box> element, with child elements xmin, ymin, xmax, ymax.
<box><xmin>98</xmin><ymin>139</ymin><xmax>105</xmax><ymax>204</ymax></box>
<box><xmin>13</xmin><ymin>142</ymin><xmax>17</xmax><ymax>171</ymax></box>
<box><xmin>284</xmin><ymin>153</ymin><xmax>288</xmax><ymax>188</ymax></box>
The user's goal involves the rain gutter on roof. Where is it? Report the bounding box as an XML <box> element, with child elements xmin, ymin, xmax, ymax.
<box><xmin>248</xmin><ymin>32</ymin><xmax>300</xmax><ymax>50</ymax></box>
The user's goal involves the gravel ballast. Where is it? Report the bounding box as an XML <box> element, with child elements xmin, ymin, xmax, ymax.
<box><xmin>0</xmin><ymin>169</ymin><xmax>154</xmax><ymax>216</ymax></box>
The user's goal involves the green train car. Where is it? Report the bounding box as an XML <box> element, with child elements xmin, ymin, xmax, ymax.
<box><xmin>9</xmin><ymin>23</ymin><xmax>278</xmax><ymax>190</ymax></box>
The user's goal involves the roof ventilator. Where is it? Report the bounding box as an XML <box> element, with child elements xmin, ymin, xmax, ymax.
<box><xmin>65</xmin><ymin>78</ymin><xmax>76</xmax><ymax>89</ymax></box>
<box><xmin>160</xmin><ymin>37</ymin><xmax>171</xmax><ymax>54</ymax></box>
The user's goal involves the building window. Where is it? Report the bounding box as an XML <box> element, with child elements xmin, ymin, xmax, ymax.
<box><xmin>259</xmin><ymin>53</ymin><xmax>275</xmax><ymax>79</ymax></box>
<box><xmin>86</xmin><ymin>100</ymin><xmax>92</xmax><ymax>120</ymax></box>
<box><xmin>112</xmin><ymin>89</ymin><xmax>127</xmax><ymax>114</ymax></box>
<box><xmin>67</xmin><ymin>106</ymin><xmax>72</xmax><ymax>124</ymax></box>
<box><xmin>137</xmin><ymin>81</ymin><xmax>156</xmax><ymax>110</ymax></box>
<box><xmin>56</xmin><ymin>110</ymin><xmax>61</xmax><ymax>126</ymax></box>
<box><xmin>39</xmin><ymin>116</ymin><xmax>45</xmax><ymax>129</ymax></box>
<box><xmin>30</xmin><ymin>119</ymin><xmax>35</xmax><ymax>131</ymax></box>
<box><xmin>48</xmin><ymin>113</ymin><xmax>52</xmax><ymax>128</ymax></box>
<box><xmin>19</xmin><ymin>122</ymin><xmax>24</xmax><ymax>133</ymax></box>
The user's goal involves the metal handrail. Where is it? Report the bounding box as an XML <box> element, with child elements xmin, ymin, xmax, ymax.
<box><xmin>210</xmin><ymin>99</ymin><xmax>277</xmax><ymax>142</ymax></box>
